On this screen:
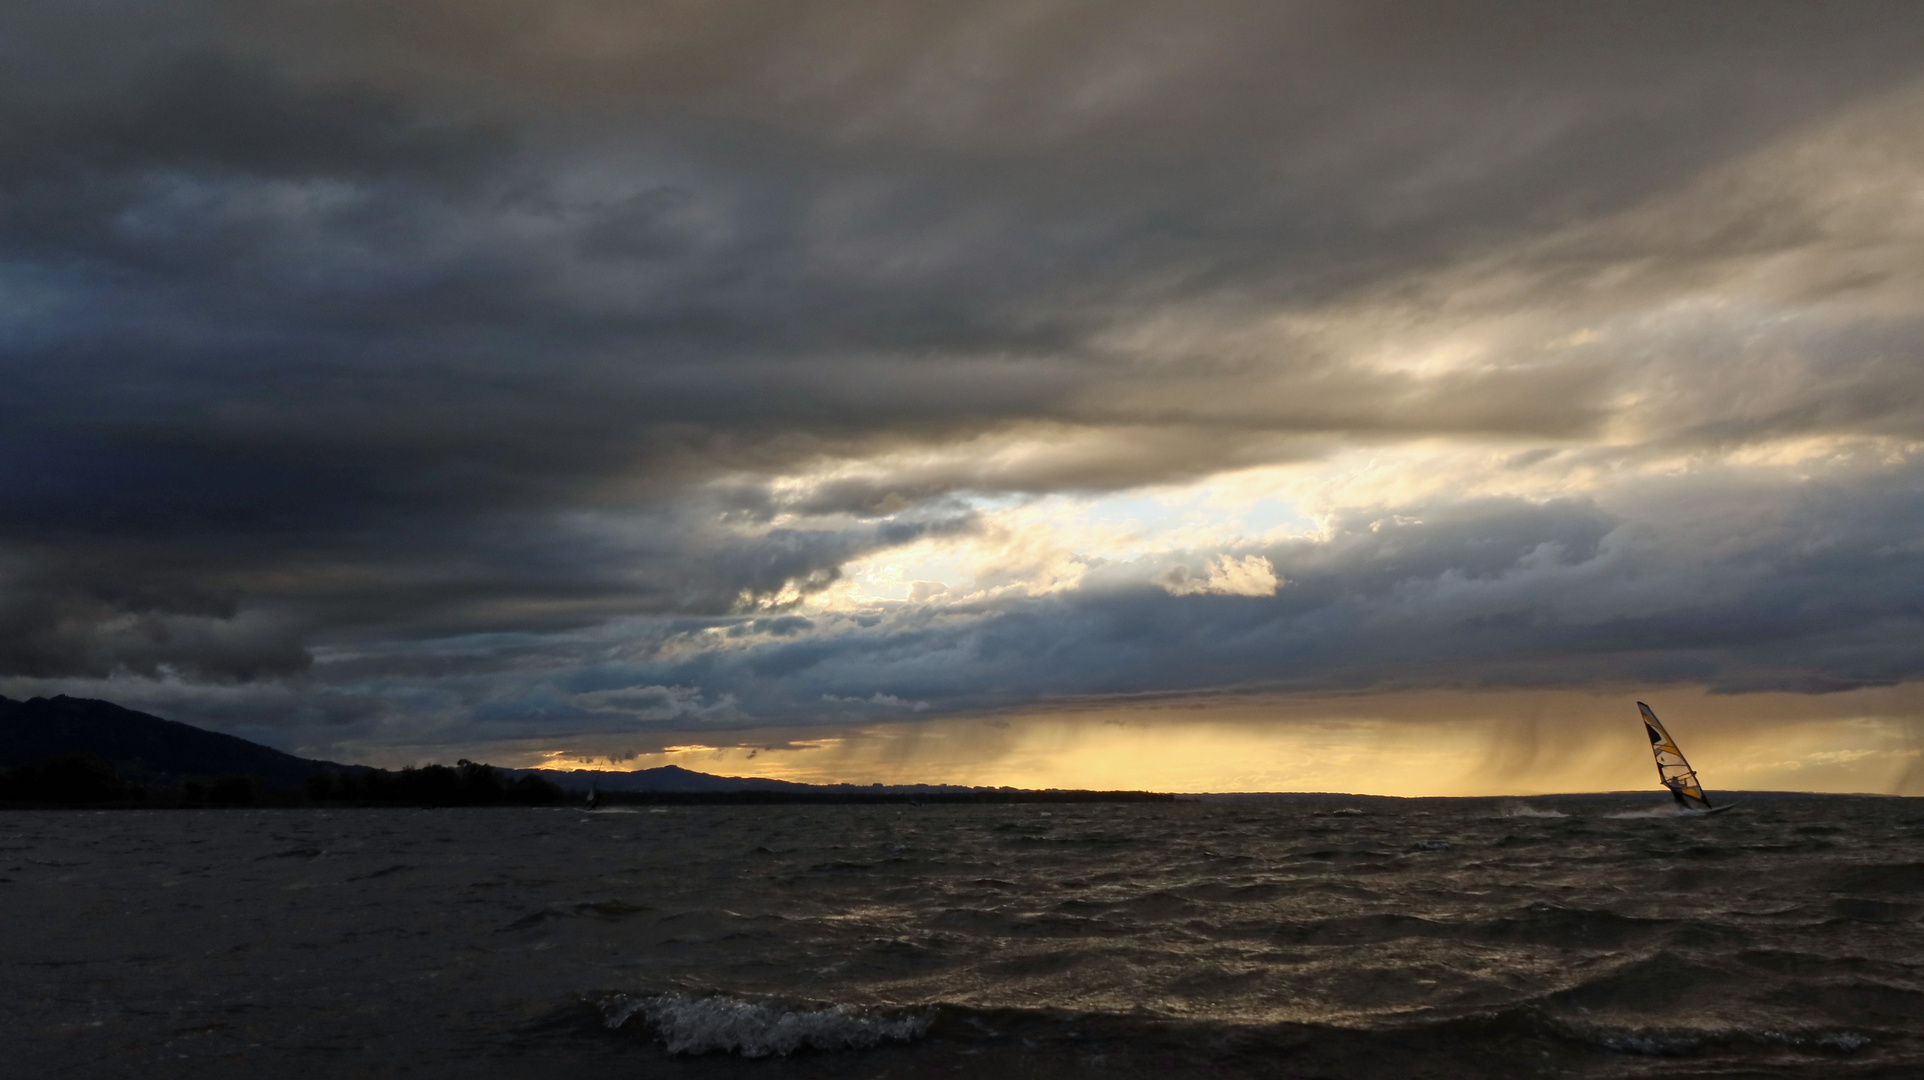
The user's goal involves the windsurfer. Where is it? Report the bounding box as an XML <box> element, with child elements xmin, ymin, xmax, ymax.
<box><xmin>1639</xmin><ymin>702</ymin><xmax>1715</xmax><ymax>812</ymax></box>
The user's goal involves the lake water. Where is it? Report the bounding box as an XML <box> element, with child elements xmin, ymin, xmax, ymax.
<box><xmin>6</xmin><ymin>795</ymin><xmax>1921</xmax><ymax>1078</ymax></box>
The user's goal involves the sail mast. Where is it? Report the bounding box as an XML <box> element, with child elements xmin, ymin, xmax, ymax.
<box><xmin>1637</xmin><ymin>702</ymin><xmax>1713</xmax><ymax>810</ymax></box>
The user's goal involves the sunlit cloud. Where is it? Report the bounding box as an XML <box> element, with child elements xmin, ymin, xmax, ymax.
<box><xmin>1158</xmin><ymin>555</ymin><xmax>1280</xmax><ymax>597</ymax></box>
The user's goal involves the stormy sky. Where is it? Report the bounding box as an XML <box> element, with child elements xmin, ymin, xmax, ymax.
<box><xmin>6</xmin><ymin>1</ymin><xmax>1924</xmax><ymax>783</ymax></box>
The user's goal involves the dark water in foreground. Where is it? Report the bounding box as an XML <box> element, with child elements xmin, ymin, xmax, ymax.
<box><xmin>5</xmin><ymin>796</ymin><xmax>1921</xmax><ymax>1078</ymax></box>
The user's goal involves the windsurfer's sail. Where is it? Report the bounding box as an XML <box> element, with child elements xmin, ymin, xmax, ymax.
<box><xmin>1638</xmin><ymin>702</ymin><xmax>1713</xmax><ymax>810</ymax></box>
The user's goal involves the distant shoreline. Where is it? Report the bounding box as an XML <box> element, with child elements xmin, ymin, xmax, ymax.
<box><xmin>586</xmin><ymin>788</ymin><xmax>1174</xmax><ymax>805</ymax></box>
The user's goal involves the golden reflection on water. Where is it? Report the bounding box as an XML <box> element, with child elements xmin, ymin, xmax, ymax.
<box><xmin>494</xmin><ymin>684</ymin><xmax>1923</xmax><ymax>796</ymax></box>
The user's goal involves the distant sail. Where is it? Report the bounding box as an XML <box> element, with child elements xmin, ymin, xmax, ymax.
<box><xmin>1638</xmin><ymin>702</ymin><xmax>1713</xmax><ymax>810</ymax></box>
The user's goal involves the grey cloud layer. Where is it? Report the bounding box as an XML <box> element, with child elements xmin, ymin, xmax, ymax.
<box><xmin>5</xmin><ymin>1</ymin><xmax>1924</xmax><ymax>747</ymax></box>
<box><xmin>502</xmin><ymin>472</ymin><xmax>1924</xmax><ymax>723</ymax></box>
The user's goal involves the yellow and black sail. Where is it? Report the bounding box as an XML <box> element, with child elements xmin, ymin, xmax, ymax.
<box><xmin>1638</xmin><ymin>702</ymin><xmax>1713</xmax><ymax>810</ymax></box>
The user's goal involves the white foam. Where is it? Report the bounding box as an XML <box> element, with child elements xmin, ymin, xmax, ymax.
<box><xmin>1596</xmin><ymin>1031</ymin><xmax>1699</xmax><ymax>1055</ymax></box>
<box><xmin>1498</xmin><ymin>803</ymin><xmax>1565</xmax><ymax>818</ymax></box>
<box><xmin>602</xmin><ymin>992</ymin><xmax>930</xmax><ymax>1057</ymax></box>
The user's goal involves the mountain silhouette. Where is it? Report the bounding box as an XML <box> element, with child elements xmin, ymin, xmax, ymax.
<box><xmin>0</xmin><ymin>696</ymin><xmax>1162</xmax><ymax>802</ymax></box>
<box><xmin>0</xmin><ymin>696</ymin><xmax>925</xmax><ymax>795</ymax></box>
<box><xmin>517</xmin><ymin>763</ymin><xmax>827</xmax><ymax>794</ymax></box>
<box><xmin>0</xmin><ymin>695</ymin><xmax>891</xmax><ymax>794</ymax></box>
<box><xmin>0</xmin><ymin>695</ymin><xmax>347</xmax><ymax>789</ymax></box>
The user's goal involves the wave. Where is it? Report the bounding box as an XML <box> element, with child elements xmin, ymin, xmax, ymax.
<box><xmin>1272</xmin><ymin>912</ymin><xmax>1449</xmax><ymax>945</ymax></box>
<box><xmin>1497</xmin><ymin>802</ymin><xmax>1566</xmax><ymax>818</ymax></box>
<box><xmin>1548</xmin><ymin>1015</ymin><xmax>1879</xmax><ymax>1058</ymax></box>
<box><xmin>600</xmin><ymin>991</ymin><xmax>929</xmax><ymax>1057</ymax></box>
<box><xmin>1827</xmin><ymin>862</ymin><xmax>1924</xmax><ymax>895</ymax></box>
<box><xmin>1474</xmin><ymin>904</ymin><xmax>1670</xmax><ymax>950</ymax></box>
<box><xmin>590</xmin><ymin>995</ymin><xmax>1890</xmax><ymax>1076</ymax></box>
<box><xmin>1605</xmin><ymin>806</ymin><xmax>1689</xmax><ymax>819</ymax></box>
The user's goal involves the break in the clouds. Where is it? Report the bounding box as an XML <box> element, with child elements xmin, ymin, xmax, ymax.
<box><xmin>5</xmin><ymin>1</ymin><xmax>1924</xmax><ymax>757</ymax></box>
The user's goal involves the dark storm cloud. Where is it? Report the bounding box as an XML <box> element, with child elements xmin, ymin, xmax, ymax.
<box><xmin>5</xmin><ymin>1</ymin><xmax>1924</xmax><ymax>748</ymax></box>
<box><xmin>0</xmin><ymin>53</ymin><xmax>500</xmax><ymax>185</ymax></box>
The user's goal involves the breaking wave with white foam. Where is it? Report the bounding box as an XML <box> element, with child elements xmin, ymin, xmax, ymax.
<box><xmin>601</xmin><ymin>992</ymin><xmax>930</xmax><ymax>1057</ymax></box>
<box><xmin>1498</xmin><ymin>802</ymin><xmax>1566</xmax><ymax>818</ymax></box>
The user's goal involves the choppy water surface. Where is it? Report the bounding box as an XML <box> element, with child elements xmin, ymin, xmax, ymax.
<box><xmin>6</xmin><ymin>795</ymin><xmax>1922</xmax><ymax>1078</ymax></box>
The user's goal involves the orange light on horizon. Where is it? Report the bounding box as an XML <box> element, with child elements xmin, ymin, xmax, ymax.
<box><xmin>405</xmin><ymin>684</ymin><xmax>1924</xmax><ymax>797</ymax></box>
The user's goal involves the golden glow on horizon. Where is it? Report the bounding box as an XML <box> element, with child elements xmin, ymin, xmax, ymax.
<box><xmin>473</xmin><ymin>684</ymin><xmax>1924</xmax><ymax>797</ymax></box>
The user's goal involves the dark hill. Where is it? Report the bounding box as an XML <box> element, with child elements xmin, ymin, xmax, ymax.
<box><xmin>0</xmin><ymin>695</ymin><xmax>349</xmax><ymax>789</ymax></box>
<box><xmin>518</xmin><ymin>763</ymin><xmax>1012</xmax><ymax>795</ymax></box>
<box><xmin>0</xmin><ymin>696</ymin><xmax>1170</xmax><ymax>805</ymax></box>
<box><xmin>514</xmin><ymin>764</ymin><xmax>1134</xmax><ymax>799</ymax></box>
<box><xmin>522</xmin><ymin>763</ymin><xmax>818</xmax><ymax>794</ymax></box>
